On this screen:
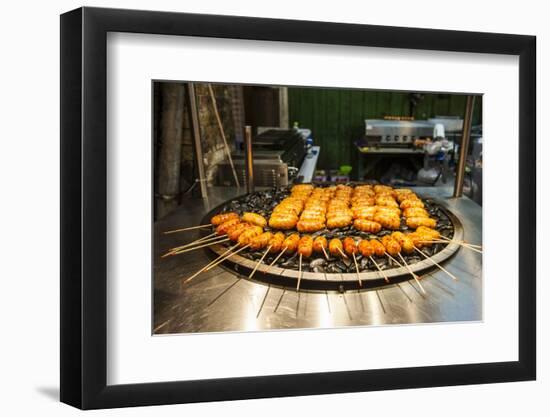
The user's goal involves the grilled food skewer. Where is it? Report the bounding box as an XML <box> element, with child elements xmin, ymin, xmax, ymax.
<box><xmin>343</xmin><ymin>237</ymin><xmax>362</xmax><ymax>286</ymax></box>
<box><xmin>336</xmin><ymin>247</ymin><xmax>348</xmax><ymax>259</ymax></box>
<box><xmin>264</xmin><ymin>233</ymin><xmax>300</xmax><ymax>277</ymax></box>
<box><xmin>414</xmin><ymin>226</ymin><xmax>482</xmax><ymax>253</ymax></box>
<box><xmin>175</xmin><ymin>220</ymin><xmax>249</xmax><ymax>260</ymax></box>
<box><xmin>313</xmin><ymin>236</ymin><xmax>329</xmax><ymax>260</ymax></box>
<box><xmin>242</xmin><ymin>212</ymin><xmax>268</xmax><ymax>228</ymax></box>
<box><xmin>202</xmin><ymin>224</ymin><xmax>261</xmax><ymax>271</ymax></box>
<box><xmin>264</xmin><ymin>233</ymin><xmax>300</xmax><ymax>274</ymax></box>
<box><xmin>328</xmin><ymin>238</ymin><xmax>347</xmax><ymax>258</ymax></box>
<box><xmin>258</xmin><ymin>232</ymin><xmax>286</xmax><ymax>274</ymax></box>
<box><xmin>164</xmin><ymin>211</ymin><xmax>241</xmax><ymax>235</ymax></box>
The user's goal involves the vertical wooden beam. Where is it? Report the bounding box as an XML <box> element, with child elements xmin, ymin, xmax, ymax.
<box><xmin>245</xmin><ymin>126</ymin><xmax>254</xmax><ymax>194</ymax></box>
<box><xmin>156</xmin><ymin>82</ymin><xmax>185</xmax><ymax>218</ymax></box>
<box><xmin>230</xmin><ymin>85</ymin><xmax>246</xmax><ymax>149</ymax></box>
<box><xmin>279</xmin><ymin>87</ymin><xmax>289</xmax><ymax>128</ymax></box>
<box><xmin>187</xmin><ymin>83</ymin><xmax>208</xmax><ymax>198</ymax></box>
<box><xmin>453</xmin><ymin>95</ymin><xmax>476</xmax><ymax>198</ymax></box>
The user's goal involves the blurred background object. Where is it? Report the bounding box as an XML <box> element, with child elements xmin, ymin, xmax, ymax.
<box><xmin>153</xmin><ymin>82</ymin><xmax>482</xmax><ymax>220</ymax></box>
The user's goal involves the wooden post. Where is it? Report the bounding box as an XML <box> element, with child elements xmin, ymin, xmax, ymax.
<box><xmin>245</xmin><ymin>126</ymin><xmax>254</xmax><ymax>194</ymax></box>
<box><xmin>187</xmin><ymin>83</ymin><xmax>208</xmax><ymax>198</ymax></box>
<box><xmin>279</xmin><ymin>87</ymin><xmax>289</xmax><ymax>128</ymax></box>
<box><xmin>229</xmin><ymin>85</ymin><xmax>246</xmax><ymax>149</ymax></box>
<box><xmin>156</xmin><ymin>83</ymin><xmax>185</xmax><ymax>219</ymax></box>
<box><xmin>453</xmin><ymin>95</ymin><xmax>476</xmax><ymax>198</ymax></box>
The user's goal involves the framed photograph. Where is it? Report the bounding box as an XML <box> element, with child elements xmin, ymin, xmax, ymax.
<box><xmin>60</xmin><ymin>6</ymin><xmax>536</xmax><ymax>409</ymax></box>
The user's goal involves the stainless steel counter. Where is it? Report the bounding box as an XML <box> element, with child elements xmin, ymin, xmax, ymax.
<box><xmin>153</xmin><ymin>186</ymin><xmax>482</xmax><ymax>334</ymax></box>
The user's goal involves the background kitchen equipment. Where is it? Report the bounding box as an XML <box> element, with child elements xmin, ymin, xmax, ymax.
<box><xmin>217</xmin><ymin>129</ymin><xmax>308</xmax><ymax>188</ymax></box>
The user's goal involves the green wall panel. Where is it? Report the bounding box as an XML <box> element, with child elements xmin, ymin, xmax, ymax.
<box><xmin>288</xmin><ymin>88</ymin><xmax>482</xmax><ymax>169</ymax></box>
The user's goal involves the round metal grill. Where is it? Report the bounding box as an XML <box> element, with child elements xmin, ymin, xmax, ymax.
<box><xmin>201</xmin><ymin>186</ymin><xmax>463</xmax><ymax>291</ymax></box>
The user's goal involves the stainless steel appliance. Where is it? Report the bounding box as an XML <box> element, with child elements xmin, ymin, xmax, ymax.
<box><xmin>217</xmin><ymin>129</ymin><xmax>306</xmax><ymax>187</ymax></box>
<box><xmin>364</xmin><ymin>119</ymin><xmax>435</xmax><ymax>146</ymax></box>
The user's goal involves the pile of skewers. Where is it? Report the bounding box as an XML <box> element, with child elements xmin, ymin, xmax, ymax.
<box><xmin>162</xmin><ymin>184</ymin><xmax>482</xmax><ymax>293</ymax></box>
<box><xmin>266</xmin><ymin>184</ymin><xmax>440</xmax><ymax>232</ymax></box>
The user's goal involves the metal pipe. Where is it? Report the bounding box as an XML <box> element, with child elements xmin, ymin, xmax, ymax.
<box><xmin>453</xmin><ymin>95</ymin><xmax>476</xmax><ymax>198</ymax></box>
<box><xmin>186</xmin><ymin>82</ymin><xmax>208</xmax><ymax>199</ymax></box>
<box><xmin>244</xmin><ymin>125</ymin><xmax>254</xmax><ymax>194</ymax></box>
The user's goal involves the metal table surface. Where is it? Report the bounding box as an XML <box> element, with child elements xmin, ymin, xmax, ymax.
<box><xmin>153</xmin><ymin>186</ymin><xmax>482</xmax><ymax>334</ymax></box>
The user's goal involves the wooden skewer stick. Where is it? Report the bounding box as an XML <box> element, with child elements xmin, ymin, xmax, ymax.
<box><xmin>164</xmin><ymin>236</ymin><xmax>226</xmax><ymax>257</ymax></box>
<box><xmin>170</xmin><ymin>238</ymin><xmax>230</xmax><ymax>255</ymax></box>
<box><xmin>385</xmin><ymin>252</ymin><xmax>426</xmax><ymax>294</ymax></box>
<box><xmin>182</xmin><ymin>243</ymin><xmax>239</xmax><ymax>284</ymax></box>
<box><xmin>169</xmin><ymin>232</ymin><xmax>216</xmax><ymax>250</ymax></box>
<box><xmin>187</xmin><ymin>230</ymin><xmax>218</xmax><ymax>243</ymax></box>
<box><xmin>396</xmin><ymin>252</ymin><xmax>427</xmax><ymax>295</ymax></box>
<box><xmin>205</xmin><ymin>244</ymin><xmax>247</xmax><ymax>271</ymax></box>
<box><xmin>249</xmin><ymin>245</ymin><xmax>272</xmax><ymax>279</ymax></box>
<box><xmin>385</xmin><ymin>252</ymin><xmax>400</xmax><ymax>268</ymax></box>
<box><xmin>438</xmin><ymin>235</ymin><xmax>482</xmax><ymax>249</ymax></box>
<box><xmin>414</xmin><ymin>247</ymin><xmax>459</xmax><ymax>281</ymax></box>
<box><xmin>177</xmin><ymin>232</ymin><xmax>219</xmax><ymax>248</ymax></box>
<box><xmin>321</xmin><ymin>245</ymin><xmax>329</xmax><ymax>260</ymax></box>
<box><xmin>264</xmin><ymin>247</ymin><xmax>287</xmax><ymax>274</ymax></box>
<box><xmin>336</xmin><ymin>247</ymin><xmax>349</xmax><ymax>259</ymax></box>
<box><xmin>352</xmin><ymin>253</ymin><xmax>362</xmax><ymax>287</ymax></box>
<box><xmin>181</xmin><ymin>234</ymin><xmax>227</xmax><ymax>246</ymax></box>
<box><xmin>163</xmin><ymin>224</ymin><xmax>211</xmax><ymax>234</ymax></box>
<box><xmin>462</xmin><ymin>242</ymin><xmax>482</xmax><ymax>250</ymax></box>
<box><xmin>296</xmin><ymin>254</ymin><xmax>304</xmax><ymax>292</ymax></box>
<box><xmin>205</xmin><ymin>244</ymin><xmax>251</xmax><ymax>271</ymax></box>
<box><xmin>419</xmin><ymin>240</ymin><xmax>483</xmax><ymax>254</ymax></box>
<box><xmin>369</xmin><ymin>256</ymin><xmax>390</xmax><ymax>283</ymax></box>
<box><xmin>165</xmin><ymin>233</ymin><xmax>222</xmax><ymax>255</ymax></box>
<box><xmin>161</xmin><ymin>250</ymin><xmax>176</xmax><ymax>259</ymax></box>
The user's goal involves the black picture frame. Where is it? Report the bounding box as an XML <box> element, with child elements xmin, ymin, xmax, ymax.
<box><xmin>60</xmin><ymin>6</ymin><xmax>536</xmax><ymax>410</ymax></box>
